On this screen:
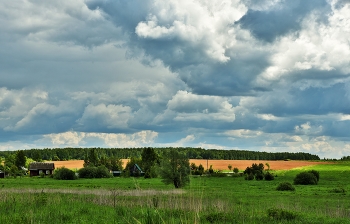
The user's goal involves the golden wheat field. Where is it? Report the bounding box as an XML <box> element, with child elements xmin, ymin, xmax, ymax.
<box><xmin>49</xmin><ymin>159</ymin><xmax>330</xmax><ymax>171</ymax></box>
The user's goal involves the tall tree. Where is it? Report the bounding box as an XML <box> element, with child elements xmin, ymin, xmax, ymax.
<box><xmin>15</xmin><ymin>150</ymin><xmax>26</xmax><ymax>169</ymax></box>
<box><xmin>84</xmin><ymin>148</ymin><xmax>99</xmax><ymax>167</ymax></box>
<box><xmin>141</xmin><ymin>147</ymin><xmax>159</xmax><ymax>178</ymax></box>
<box><xmin>158</xmin><ymin>149</ymin><xmax>190</xmax><ymax>188</ymax></box>
<box><xmin>32</xmin><ymin>150</ymin><xmax>42</xmax><ymax>162</ymax></box>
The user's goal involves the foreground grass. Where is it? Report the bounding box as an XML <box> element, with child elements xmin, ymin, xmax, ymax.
<box><xmin>1</xmin><ymin>162</ymin><xmax>350</xmax><ymax>223</ymax></box>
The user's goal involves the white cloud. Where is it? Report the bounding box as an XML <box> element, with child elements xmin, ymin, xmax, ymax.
<box><xmin>136</xmin><ymin>0</ymin><xmax>247</xmax><ymax>62</ymax></box>
<box><xmin>42</xmin><ymin>130</ymin><xmax>158</xmax><ymax>148</ymax></box>
<box><xmin>44</xmin><ymin>131</ymin><xmax>86</xmax><ymax>145</ymax></box>
<box><xmin>256</xmin><ymin>114</ymin><xmax>283</xmax><ymax>121</ymax></box>
<box><xmin>225</xmin><ymin>129</ymin><xmax>263</xmax><ymax>138</ymax></box>
<box><xmin>294</xmin><ymin>122</ymin><xmax>323</xmax><ymax>135</ymax></box>
<box><xmin>167</xmin><ymin>91</ymin><xmax>236</xmax><ymax>122</ymax></box>
<box><xmin>256</xmin><ymin>3</ymin><xmax>350</xmax><ymax>87</ymax></box>
<box><xmin>177</xmin><ymin>135</ymin><xmax>195</xmax><ymax>145</ymax></box>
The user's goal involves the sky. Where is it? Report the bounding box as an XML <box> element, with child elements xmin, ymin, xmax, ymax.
<box><xmin>1</xmin><ymin>0</ymin><xmax>350</xmax><ymax>159</ymax></box>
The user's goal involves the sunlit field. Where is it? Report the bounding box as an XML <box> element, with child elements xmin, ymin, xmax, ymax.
<box><xmin>50</xmin><ymin>159</ymin><xmax>331</xmax><ymax>170</ymax></box>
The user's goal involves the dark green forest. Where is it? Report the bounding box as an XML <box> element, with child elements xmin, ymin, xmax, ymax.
<box><xmin>0</xmin><ymin>147</ymin><xmax>320</xmax><ymax>161</ymax></box>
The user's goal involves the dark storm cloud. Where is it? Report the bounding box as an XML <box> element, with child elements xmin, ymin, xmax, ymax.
<box><xmin>252</xmin><ymin>83</ymin><xmax>350</xmax><ymax>116</ymax></box>
<box><xmin>238</xmin><ymin>0</ymin><xmax>330</xmax><ymax>42</ymax></box>
<box><xmin>86</xmin><ymin>0</ymin><xmax>151</xmax><ymax>34</ymax></box>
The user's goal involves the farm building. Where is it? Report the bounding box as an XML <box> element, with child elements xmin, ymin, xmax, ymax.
<box><xmin>111</xmin><ymin>170</ymin><xmax>122</xmax><ymax>177</ymax></box>
<box><xmin>28</xmin><ymin>162</ymin><xmax>55</xmax><ymax>177</ymax></box>
<box><xmin>129</xmin><ymin>164</ymin><xmax>144</xmax><ymax>177</ymax></box>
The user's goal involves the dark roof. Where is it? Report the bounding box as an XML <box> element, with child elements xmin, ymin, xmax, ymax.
<box><xmin>29</xmin><ymin>162</ymin><xmax>55</xmax><ymax>170</ymax></box>
<box><xmin>134</xmin><ymin>164</ymin><xmax>143</xmax><ymax>172</ymax></box>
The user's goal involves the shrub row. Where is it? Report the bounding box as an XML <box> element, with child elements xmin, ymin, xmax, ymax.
<box><xmin>78</xmin><ymin>166</ymin><xmax>112</xmax><ymax>178</ymax></box>
<box><xmin>244</xmin><ymin>171</ymin><xmax>275</xmax><ymax>181</ymax></box>
<box><xmin>52</xmin><ymin>165</ymin><xmax>113</xmax><ymax>180</ymax></box>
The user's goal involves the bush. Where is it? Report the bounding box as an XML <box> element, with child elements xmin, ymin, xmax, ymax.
<box><xmin>308</xmin><ymin>170</ymin><xmax>320</xmax><ymax>182</ymax></box>
<box><xmin>245</xmin><ymin>173</ymin><xmax>254</xmax><ymax>180</ymax></box>
<box><xmin>255</xmin><ymin>171</ymin><xmax>264</xmax><ymax>180</ymax></box>
<box><xmin>53</xmin><ymin>167</ymin><xmax>77</xmax><ymax>180</ymax></box>
<box><xmin>276</xmin><ymin>182</ymin><xmax>295</xmax><ymax>191</ymax></box>
<box><xmin>78</xmin><ymin>166</ymin><xmax>112</xmax><ymax>178</ymax></box>
<box><xmin>329</xmin><ymin>187</ymin><xmax>346</xmax><ymax>194</ymax></box>
<box><xmin>78</xmin><ymin>166</ymin><xmax>97</xmax><ymax>178</ymax></box>
<box><xmin>210</xmin><ymin>172</ymin><xmax>227</xmax><ymax>177</ymax></box>
<box><xmin>96</xmin><ymin>166</ymin><xmax>112</xmax><ymax>178</ymax></box>
<box><xmin>294</xmin><ymin>172</ymin><xmax>318</xmax><ymax>185</ymax></box>
<box><xmin>267</xmin><ymin>208</ymin><xmax>297</xmax><ymax>220</ymax></box>
<box><xmin>231</xmin><ymin>173</ymin><xmax>241</xmax><ymax>178</ymax></box>
<box><xmin>264</xmin><ymin>172</ymin><xmax>275</xmax><ymax>181</ymax></box>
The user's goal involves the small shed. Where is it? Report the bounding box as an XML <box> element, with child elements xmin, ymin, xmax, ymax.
<box><xmin>0</xmin><ymin>170</ymin><xmax>4</xmax><ymax>178</ymax></box>
<box><xmin>129</xmin><ymin>164</ymin><xmax>144</xmax><ymax>177</ymax></box>
<box><xmin>111</xmin><ymin>170</ymin><xmax>122</xmax><ymax>177</ymax></box>
<box><xmin>28</xmin><ymin>162</ymin><xmax>55</xmax><ymax>177</ymax></box>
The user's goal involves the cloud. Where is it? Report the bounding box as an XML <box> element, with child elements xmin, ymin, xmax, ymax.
<box><xmin>176</xmin><ymin>135</ymin><xmax>196</xmax><ymax>146</ymax></box>
<box><xmin>77</xmin><ymin>103</ymin><xmax>133</xmax><ymax>131</ymax></box>
<box><xmin>238</xmin><ymin>0</ymin><xmax>330</xmax><ymax>42</ymax></box>
<box><xmin>0</xmin><ymin>0</ymin><xmax>120</xmax><ymax>46</ymax></box>
<box><xmin>166</xmin><ymin>91</ymin><xmax>236</xmax><ymax>123</ymax></box>
<box><xmin>42</xmin><ymin>130</ymin><xmax>158</xmax><ymax>148</ymax></box>
<box><xmin>225</xmin><ymin>129</ymin><xmax>263</xmax><ymax>139</ymax></box>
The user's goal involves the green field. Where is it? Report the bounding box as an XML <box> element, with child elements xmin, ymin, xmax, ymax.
<box><xmin>1</xmin><ymin>162</ymin><xmax>350</xmax><ymax>223</ymax></box>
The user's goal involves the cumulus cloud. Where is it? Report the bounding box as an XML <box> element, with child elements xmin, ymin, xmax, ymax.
<box><xmin>42</xmin><ymin>130</ymin><xmax>158</xmax><ymax>148</ymax></box>
<box><xmin>135</xmin><ymin>0</ymin><xmax>247</xmax><ymax>62</ymax></box>
<box><xmin>166</xmin><ymin>91</ymin><xmax>236</xmax><ymax>122</ymax></box>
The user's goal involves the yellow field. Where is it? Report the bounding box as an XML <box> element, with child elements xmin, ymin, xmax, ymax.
<box><xmin>48</xmin><ymin>159</ymin><xmax>330</xmax><ymax>170</ymax></box>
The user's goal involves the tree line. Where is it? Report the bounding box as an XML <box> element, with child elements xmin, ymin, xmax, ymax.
<box><xmin>0</xmin><ymin>147</ymin><xmax>320</xmax><ymax>161</ymax></box>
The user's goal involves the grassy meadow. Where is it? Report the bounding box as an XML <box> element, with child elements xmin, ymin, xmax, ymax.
<box><xmin>0</xmin><ymin>162</ymin><xmax>350</xmax><ymax>223</ymax></box>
